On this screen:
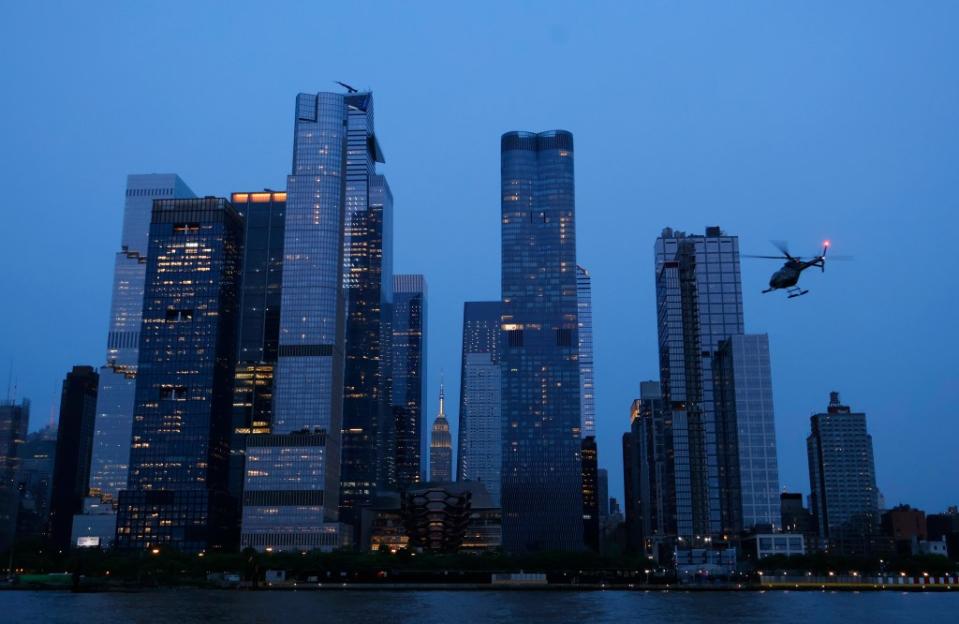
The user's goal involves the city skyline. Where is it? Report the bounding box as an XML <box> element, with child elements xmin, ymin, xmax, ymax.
<box><xmin>1</xmin><ymin>3</ymin><xmax>957</xmax><ymax>516</ymax></box>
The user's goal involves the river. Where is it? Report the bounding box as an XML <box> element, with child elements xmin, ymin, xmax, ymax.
<box><xmin>2</xmin><ymin>588</ymin><xmax>956</xmax><ymax>623</ymax></box>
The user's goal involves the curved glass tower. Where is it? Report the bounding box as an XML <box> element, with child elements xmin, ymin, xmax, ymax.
<box><xmin>500</xmin><ymin>130</ymin><xmax>583</xmax><ymax>552</ymax></box>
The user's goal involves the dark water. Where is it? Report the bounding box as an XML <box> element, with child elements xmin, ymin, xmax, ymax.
<box><xmin>2</xmin><ymin>589</ymin><xmax>957</xmax><ymax>623</ymax></box>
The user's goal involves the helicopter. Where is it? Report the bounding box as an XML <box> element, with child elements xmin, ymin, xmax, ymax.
<box><xmin>744</xmin><ymin>240</ymin><xmax>850</xmax><ymax>298</ymax></box>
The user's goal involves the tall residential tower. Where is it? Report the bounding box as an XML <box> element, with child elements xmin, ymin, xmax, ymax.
<box><xmin>576</xmin><ymin>266</ymin><xmax>595</xmax><ymax>438</ymax></box>
<box><xmin>713</xmin><ymin>334</ymin><xmax>780</xmax><ymax>532</ymax></box>
<box><xmin>807</xmin><ymin>392</ymin><xmax>879</xmax><ymax>555</ymax></box>
<box><xmin>654</xmin><ymin>226</ymin><xmax>744</xmax><ymax>540</ymax></box>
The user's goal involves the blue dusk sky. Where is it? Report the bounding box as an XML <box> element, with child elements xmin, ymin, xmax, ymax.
<box><xmin>1</xmin><ymin>2</ymin><xmax>956</xmax><ymax>512</ymax></box>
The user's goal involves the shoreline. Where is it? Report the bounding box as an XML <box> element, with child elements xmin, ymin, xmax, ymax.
<box><xmin>2</xmin><ymin>582</ymin><xmax>957</xmax><ymax>593</ymax></box>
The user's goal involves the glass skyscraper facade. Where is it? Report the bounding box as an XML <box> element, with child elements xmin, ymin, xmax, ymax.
<box><xmin>391</xmin><ymin>274</ymin><xmax>427</xmax><ymax>489</ymax></box>
<box><xmin>714</xmin><ymin>334</ymin><xmax>780</xmax><ymax>532</ymax></box>
<box><xmin>86</xmin><ymin>175</ymin><xmax>196</xmax><ymax>511</ymax></box>
<box><xmin>500</xmin><ymin>130</ymin><xmax>583</xmax><ymax>552</ymax></box>
<box><xmin>229</xmin><ymin>191</ymin><xmax>286</xmax><ymax>501</ymax></box>
<box><xmin>654</xmin><ymin>226</ymin><xmax>744</xmax><ymax>540</ymax></box>
<box><xmin>576</xmin><ymin>266</ymin><xmax>596</xmax><ymax>438</ymax></box>
<box><xmin>341</xmin><ymin>154</ymin><xmax>394</xmax><ymax>528</ymax></box>
<box><xmin>456</xmin><ymin>301</ymin><xmax>501</xmax><ymax>505</ymax></box>
<box><xmin>71</xmin><ymin>175</ymin><xmax>195</xmax><ymax>548</ymax></box>
<box><xmin>241</xmin><ymin>91</ymin><xmax>358</xmax><ymax>551</ymax></box>
<box><xmin>807</xmin><ymin>392</ymin><xmax>879</xmax><ymax>555</ymax></box>
<box><xmin>115</xmin><ymin>197</ymin><xmax>243</xmax><ymax>552</ymax></box>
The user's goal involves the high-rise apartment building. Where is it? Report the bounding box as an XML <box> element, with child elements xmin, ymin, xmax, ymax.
<box><xmin>654</xmin><ymin>226</ymin><xmax>744</xmax><ymax>540</ymax></box>
<box><xmin>500</xmin><ymin>130</ymin><xmax>583</xmax><ymax>552</ymax></box>
<box><xmin>581</xmin><ymin>435</ymin><xmax>599</xmax><ymax>551</ymax></box>
<box><xmin>115</xmin><ymin>197</ymin><xmax>243</xmax><ymax>553</ymax></box>
<box><xmin>780</xmin><ymin>492</ymin><xmax>817</xmax><ymax>548</ymax></box>
<box><xmin>597</xmin><ymin>468</ymin><xmax>609</xmax><ymax>524</ymax></box>
<box><xmin>392</xmin><ymin>274</ymin><xmax>427</xmax><ymax>489</ymax></box>
<box><xmin>713</xmin><ymin>334</ymin><xmax>780</xmax><ymax>532</ymax></box>
<box><xmin>49</xmin><ymin>366</ymin><xmax>99</xmax><ymax>551</ymax></box>
<box><xmin>339</xmin><ymin>93</ymin><xmax>393</xmax><ymax>529</ymax></box>
<box><xmin>622</xmin><ymin>381</ymin><xmax>673</xmax><ymax>554</ymax></box>
<box><xmin>0</xmin><ymin>399</ymin><xmax>29</xmax><ymax>553</ymax></box>
<box><xmin>86</xmin><ymin>175</ymin><xmax>197</xmax><ymax>507</ymax></box>
<box><xmin>807</xmin><ymin>392</ymin><xmax>879</xmax><ymax>555</ymax></box>
<box><xmin>229</xmin><ymin>191</ymin><xmax>286</xmax><ymax>501</ymax></box>
<box><xmin>576</xmin><ymin>266</ymin><xmax>595</xmax><ymax>438</ymax></box>
<box><xmin>456</xmin><ymin>301</ymin><xmax>501</xmax><ymax>504</ymax></box>
<box><xmin>429</xmin><ymin>386</ymin><xmax>452</xmax><ymax>482</ymax></box>
<box><xmin>241</xmin><ymin>91</ymin><xmax>362</xmax><ymax>551</ymax></box>
<box><xmin>14</xmin><ymin>427</ymin><xmax>57</xmax><ymax>543</ymax></box>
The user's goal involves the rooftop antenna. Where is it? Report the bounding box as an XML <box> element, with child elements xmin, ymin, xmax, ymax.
<box><xmin>335</xmin><ymin>81</ymin><xmax>358</xmax><ymax>93</ymax></box>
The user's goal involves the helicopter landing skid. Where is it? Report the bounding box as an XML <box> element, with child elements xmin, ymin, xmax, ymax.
<box><xmin>787</xmin><ymin>287</ymin><xmax>809</xmax><ymax>299</ymax></box>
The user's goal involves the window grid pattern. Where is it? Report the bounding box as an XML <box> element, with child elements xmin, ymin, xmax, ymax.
<box><xmin>655</xmin><ymin>228</ymin><xmax>744</xmax><ymax>540</ymax></box>
<box><xmin>500</xmin><ymin>131</ymin><xmax>583</xmax><ymax>552</ymax></box>
<box><xmin>88</xmin><ymin>175</ymin><xmax>196</xmax><ymax>506</ymax></box>
<box><xmin>392</xmin><ymin>275</ymin><xmax>427</xmax><ymax>489</ymax></box>
<box><xmin>457</xmin><ymin>301</ymin><xmax>502</xmax><ymax>505</ymax></box>
<box><xmin>115</xmin><ymin>198</ymin><xmax>242</xmax><ymax>552</ymax></box>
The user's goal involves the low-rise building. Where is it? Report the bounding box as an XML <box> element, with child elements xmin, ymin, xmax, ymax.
<box><xmin>675</xmin><ymin>547</ymin><xmax>737</xmax><ymax>580</ymax></box>
<box><xmin>741</xmin><ymin>533</ymin><xmax>806</xmax><ymax>560</ymax></box>
<box><xmin>916</xmin><ymin>539</ymin><xmax>948</xmax><ymax>557</ymax></box>
<box><xmin>881</xmin><ymin>504</ymin><xmax>926</xmax><ymax>556</ymax></box>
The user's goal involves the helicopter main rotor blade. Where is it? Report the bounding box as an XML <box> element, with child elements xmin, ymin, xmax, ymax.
<box><xmin>770</xmin><ymin>240</ymin><xmax>791</xmax><ymax>255</ymax></box>
<box><xmin>742</xmin><ymin>255</ymin><xmax>787</xmax><ymax>260</ymax></box>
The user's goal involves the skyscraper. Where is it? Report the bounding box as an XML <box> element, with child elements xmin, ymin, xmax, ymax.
<box><xmin>229</xmin><ymin>190</ymin><xmax>286</xmax><ymax>500</ymax></box>
<box><xmin>576</xmin><ymin>266</ymin><xmax>595</xmax><ymax>438</ymax></box>
<box><xmin>86</xmin><ymin>175</ymin><xmax>197</xmax><ymax>506</ymax></box>
<box><xmin>654</xmin><ymin>226</ymin><xmax>744</xmax><ymax>540</ymax></box>
<box><xmin>597</xmin><ymin>468</ymin><xmax>609</xmax><ymax>524</ymax></box>
<box><xmin>622</xmin><ymin>381</ymin><xmax>673</xmax><ymax>554</ymax></box>
<box><xmin>339</xmin><ymin>93</ymin><xmax>393</xmax><ymax>529</ymax></box>
<box><xmin>807</xmin><ymin>392</ymin><xmax>879</xmax><ymax>555</ymax></box>
<box><xmin>429</xmin><ymin>386</ymin><xmax>452</xmax><ymax>482</ymax></box>
<box><xmin>392</xmin><ymin>274</ymin><xmax>427</xmax><ymax>489</ymax></box>
<box><xmin>456</xmin><ymin>301</ymin><xmax>501</xmax><ymax>504</ymax></box>
<box><xmin>0</xmin><ymin>399</ymin><xmax>29</xmax><ymax>553</ymax></box>
<box><xmin>581</xmin><ymin>435</ymin><xmax>599</xmax><ymax>551</ymax></box>
<box><xmin>14</xmin><ymin>427</ymin><xmax>57</xmax><ymax>543</ymax></box>
<box><xmin>713</xmin><ymin>334</ymin><xmax>780</xmax><ymax>532</ymax></box>
<box><xmin>115</xmin><ymin>197</ymin><xmax>243</xmax><ymax>552</ymax></box>
<box><xmin>500</xmin><ymin>130</ymin><xmax>583</xmax><ymax>552</ymax></box>
<box><xmin>241</xmin><ymin>91</ymin><xmax>358</xmax><ymax>552</ymax></box>
<box><xmin>49</xmin><ymin>365</ymin><xmax>99</xmax><ymax>551</ymax></box>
